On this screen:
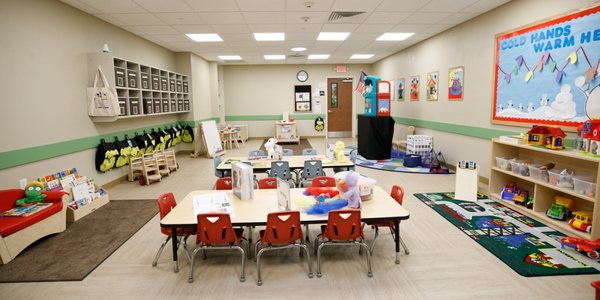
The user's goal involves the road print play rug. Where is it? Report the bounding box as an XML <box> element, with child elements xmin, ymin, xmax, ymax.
<box><xmin>345</xmin><ymin>146</ymin><xmax>452</xmax><ymax>174</ymax></box>
<box><xmin>414</xmin><ymin>192</ymin><xmax>600</xmax><ymax>277</ymax></box>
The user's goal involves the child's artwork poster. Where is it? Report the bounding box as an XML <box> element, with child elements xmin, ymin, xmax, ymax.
<box><xmin>426</xmin><ymin>72</ymin><xmax>439</xmax><ymax>101</ymax></box>
<box><xmin>448</xmin><ymin>66</ymin><xmax>464</xmax><ymax>100</ymax></box>
<box><xmin>397</xmin><ymin>78</ymin><xmax>405</xmax><ymax>101</ymax></box>
<box><xmin>493</xmin><ymin>5</ymin><xmax>600</xmax><ymax>127</ymax></box>
<box><xmin>410</xmin><ymin>75</ymin><xmax>420</xmax><ymax>101</ymax></box>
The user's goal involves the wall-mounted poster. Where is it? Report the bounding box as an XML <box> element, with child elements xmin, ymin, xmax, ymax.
<box><xmin>294</xmin><ymin>85</ymin><xmax>311</xmax><ymax>112</ymax></box>
<box><xmin>492</xmin><ymin>5</ymin><xmax>600</xmax><ymax>127</ymax></box>
<box><xmin>448</xmin><ymin>66</ymin><xmax>464</xmax><ymax>100</ymax></box>
<box><xmin>426</xmin><ymin>72</ymin><xmax>438</xmax><ymax>101</ymax></box>
<box><xmin>410</xmin><ymin>75</ymin><xmax>420</xmax><ymax>101</ymax></box>
<box><xmin>397</xmin><ymin>78</ymin><xmax>405</xmax><ymax>101</ymax></box>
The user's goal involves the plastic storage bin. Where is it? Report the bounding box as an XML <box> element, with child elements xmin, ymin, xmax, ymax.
<box><xmin>529</xmin><ymin>163</ymin><xmax>554</xmax><ymax>182</ymax></box>
<box><xmin>510</xmin><ymin>160</ymin><xmax>532</xmax><ymax>176</ymax></box>
<box><xmin>495</xmin><ymin>157</ymin><xmax>512</xmax><ymax>171</ymax></box>
<box><xmin>548</xmin><ymin>168</ymin><xmax>574</xmax><ymax>189</ymax></box>
<box><xmin>573</xmin><ymin>176</ymin><xmax>596</xmax><ymax>197</ymax></box>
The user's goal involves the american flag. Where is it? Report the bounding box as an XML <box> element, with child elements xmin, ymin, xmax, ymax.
<box><xmin>354</xmin><ymin>71</ymin><xmax>367</xmax><ymax>95</ymax></box>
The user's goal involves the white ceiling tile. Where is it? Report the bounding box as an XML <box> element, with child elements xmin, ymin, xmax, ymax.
<box><xmin>243</xmin><ymin>12</ymin><xmax>286</xmax><ymax>24</ymax></box>
<box><xmin>286</xmin><ymin>23</ymin><xmax>323</xmax><ymax>32</ymax></box>
<box><xmin>236</xmin><ymin>0</ymin><xmax>285</xmax><ymax>11</ymax></box>
<box><xmin>108</xmin><ymin>13</ymin><xmax>166</xmax><ymax>25</ymax></box>
<box><xmin>391</xmin><ymin>23</ymin><xmax>430</xmax><ymax>33</ymax></box>
<box><xmin>463</xmin><ymin>0</ymin><xmax>510</xmax><ymax>13</ymax></box>
<box><xmin>364</xmin><ymin>12</ymin><xmax>411</xmax><ymax>24</ymax></box>
<box><xmin>331</xmin><ymin>0</ymin><xmax>384</xmax><ymax>12</ymax></box>
<box><xmin>134</xmin><ymin>25</ymin><xmax>179</xmax><ymax>35</ymax></box>
<box><xmin>311</xmin><ymin>43</ymin><xmax>341</xmax><ymax>52</ymax></box>
<box><xmin>94</xmin><ymin>14</ymin><xmax>128</xmax><ymax>26</ymax></box>
<box><xmin>285</xmin><ymin>0</ymin><xmax>334</xmax><ymax>11</ymax></box>
<box><xmin>286</xmin><ymin>32</ymin><xmax>319</xmax><ymax>41</ymax></box>
<box><xmin>152</xmin><ymin>34</ymin><xmax>192</xmax><ymax>42</ymax></box>
<box><xmin>210</xmin><ymin>24</ymin><xmax>251</xmax><ymax>34</ymax></box>
<box><xmin>247</xmin><ymin>24</ymin><xmax>285</xmax><ymax>32</ymax></box>
<box><xmin>320</xmin><ymin>23</ymin><xmax>360</xmax><ymax>32</ymax></box>
<box><xmin>77</xmin><ymin>0</ymin><xmax>146</xmax><ymax>13</ymax></box>
<box><xmin>184</xmin><ymin>0</ymin><xmax>239</xmax><ymax>11</ymax></box>
<box><xmin>198</xmin><ymin>12</ymin><xmax>245</xmax><ymax>24</ymax></box>
<box><xmin>219</xmin><ymin>33</ymin><xmax>254</xmax><ymax>41</ymax></box>
<box><xmin>132</xmin><ymin>0</ymin><xmax>192</xmax><ymax>13</ymax></box>
<box><xmin>354</xmin><ymin>24</ymin><xmax>395</xmax><ymax>33</ymax></box>
<box><xmin>155</xmin><ymin>13</ymin><xmax>205</xmax><ymax>25</ymax></box>
<box><xmin>344</xmin><ymin>32</ymin><xmax>380</xmax><ymax>41</ymax></box>
<box><xmin>226</xmin><ymin>40</ymin><xmax>258</xmax><ymax>47</ymax></box>
<box><xmin>60</xmin><ymin>0</ymin><xmax>103</xmax><ymax>14</ymax></box>
<box><xmin>172</xmin><ymin>24</ymin><xmax>213</xmax><ymax>33</ymax></box>
<box><xmin>438</xmin><ymin>12</ymin><xmax>479</xmax><ymax>25</ymax></box>
<box><xmin>285</xmin><ymin>12</ymin><xmax>329</xmax><ymax>24</ymax></box>
<box><xmin>422</xmin><ymin>23</ymin><xmax>454</xmax><ymax>33</ymax></box>
<box><xmin>122</xmin><ymin>25</ymin><xmax>148</xmax><ymax>35</ymax></box>
<box><xmin>418</xmin><ymin>0</ymin><xmax>479</xmax><ymax>13</ymax></box>
<box><xmin>257</xmin><ymin>45</ymin><xmax>290</xmax><ymax>52</ymax></box>
<box><xmin>402</xmin><ymin>12</ymin><xmax>452</xmax><ymax>24</ymax></box>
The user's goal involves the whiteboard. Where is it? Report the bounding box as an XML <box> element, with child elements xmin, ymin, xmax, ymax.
<box><xmin>201</xmin><ymin>120</ymin><xmax>223</xmax><ymax>157</ymax></box>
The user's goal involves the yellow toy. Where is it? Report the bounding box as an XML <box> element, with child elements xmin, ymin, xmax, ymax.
<box><xmin>334</xmin><ymin>141</ymin><xmax>347</xmax><ymax>162</ymax></box>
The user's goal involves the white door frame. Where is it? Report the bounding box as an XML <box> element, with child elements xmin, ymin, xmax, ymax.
<box><xmin>324</xmin><ymin>75</ymin><xmax>356</xmax><ymax>138</ymax></box>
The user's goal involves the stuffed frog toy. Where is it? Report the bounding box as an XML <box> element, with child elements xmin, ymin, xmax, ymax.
<box><xmin>16</xmin><ymin>182</ymin><xmax>46</xmax><ymax>206</ymax></box>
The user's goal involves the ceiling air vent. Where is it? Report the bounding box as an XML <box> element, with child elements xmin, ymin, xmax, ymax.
<box><xmin>287</xmin><ymin>53</ymin><xmax>307</xmax><ymax>59</ymax></box>
<box><xmin>327</xmin><ymin>11</ymin><xmax>365</xmax><ymax>22</ymax></box>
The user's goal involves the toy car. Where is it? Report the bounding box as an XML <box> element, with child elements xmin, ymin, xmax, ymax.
<box><xmin>501</xmin><ymin>181</ymin><xmax>518</xmax><ymax>200</ymax></box>
<box><xmin>546</xmin><ymin>196</ymin><xmax>574</xmax><ymax>221</ymax></box>
<box><xmin>513</xmin><ymin>189</ymin><xmax>529</xmax><ymax>206</ymax></box>
<box><xmin>560</xmin><ymin>236</ymin><xmax>600</xmax><ymax>260</ymax></box>
<box><xmin>569</xmin><ymin>211</ymin><xmax>593</xmax><ymax>233</ymax></box>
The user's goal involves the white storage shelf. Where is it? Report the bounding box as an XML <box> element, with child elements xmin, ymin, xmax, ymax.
<box><xmin>489</xmin><ymin>138</ymin><xmax>600</xmax><ymax>240</ymax></box>
<box><xmin>275</xmin><ymin>121</ymin><xmax>299</xmax><ymax>144</ymax></box>
<box><xmin>87</xmin><ymin>53</ymin><xmax>191</xmax><ymax>122</ymax></box>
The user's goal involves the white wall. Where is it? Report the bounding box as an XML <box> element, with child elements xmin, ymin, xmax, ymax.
<box><xmin>373</xmin><ymin>0</ymin><xmax>598</xmax><ymax>178</ymax></box>
<box><xmin>222</xmin><ymin>64</ymin><xmax>372</xmax><ymax>137</ymax></box>
<box><xmin>0</xmin><ymin>0</ymin><xmax>216</xmax><ymax>187</ymax></box>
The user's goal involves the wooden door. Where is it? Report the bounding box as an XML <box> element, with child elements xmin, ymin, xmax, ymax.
<box><xmin>327</xmin><ymin>77</ymin><xmax>353</xmax><ymax>137</ymax></box>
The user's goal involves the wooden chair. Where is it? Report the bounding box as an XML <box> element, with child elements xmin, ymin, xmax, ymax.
<box><xmin>153</xmin><ymin>151</ymin><xmax>170</xmax><ymax>177</ymax></box>
<box><xmin>128</xmin><ymin>156</ymin><xmax>144</xmax><ymax>181</ymax></box>
<box><xmin>315</xmin><ymin>209</ymin><xmax>372</xmax><ymax>278</ymax></box>
<box><xmin>258</xmin><ymin>177</ymin><xmax>277</xmax><ymax>189</ymax></box>
<box><xmin>163</xmin><ymin>149</ymin><xmax>178</xmax><ymax>172</ymax></box>
<box><xmin>392</xmin><ymin>126</ymin><xmax>415</xmax><ymax>153</ymax></box>
<box><xmin>153</xmin><ymin>192</ymin><xmax>196</xmax><ymax>272</ymax></box>
<box><xmin>141</xmin><ymin>154</ymin><xmax>162</xmax><ymax>185</ymax></box>
<box><xmin>255</xmin><ymin>211</ymin><xmax>313</xmax><ymax>286</ymax></box>
<box><xmin>311</xmin><ymin>176</ymin><xmax>336</xmax><ymax>187</ymax></box>
<box><xmin>188</xmin><ymin>213</ymin><xmax>246</xmax><ymax>283</ymax></box>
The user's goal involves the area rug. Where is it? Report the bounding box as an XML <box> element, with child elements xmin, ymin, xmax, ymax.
<box><xmin>0</xmin><ymin>200</ymin><xmax>158</xmax><ymax>282</ymax></box>
<box><xmin>345</xmin><ymin>146</ymin><xmax>452</xmax><ymax>174</ymax></box>
<box><xmin>259</xmin><ymin>138</ymin><xmax>313</xmax><ymax>156</ymax></box>
<box><xmin>414</xmin><ymin>192</ymin><xmax>600</xmax><ymax>277</ymax></box>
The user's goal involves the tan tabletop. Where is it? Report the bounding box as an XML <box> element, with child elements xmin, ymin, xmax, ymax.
<box><xmin>161</xmin><ymin>186</ymin><xmax>409</xmax><ymax>264</ymax></box>
<box><xmin>216</xmin><ymin>155</ymin><xmax>354</xmax><ymax>171</ymax></box>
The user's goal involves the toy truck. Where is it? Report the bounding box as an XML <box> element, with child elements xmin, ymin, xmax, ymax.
<box><xmin>569</xmin><ymin>210</ymin><xmax>593</xmax><ymax>233</ymax></box>
<box><xmin>546</xmin><ymin>196</ymin><xmax>574</xmax><ymax>220</ymax></box>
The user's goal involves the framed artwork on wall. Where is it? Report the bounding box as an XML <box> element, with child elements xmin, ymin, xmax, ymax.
<box><xmin>426</xmin><ymin>72</ymin><xmax>439</xmax><ymax>101</ymax></box>
<box><xmin>410</xmin><ymin>75</ymin><xmax>420</xmax><ymax>101</ymax></box>
<box><xmin>492</xmin><ymin>4</ymin><xmax>600</xmax><ymax>128</ymax></box>
<box><xmin>448</xmin><ymin>66</ymin><xmax>464</xmax><ymax>101</ymax></box>
<box><xmin>397</xmin><ymin>78</ymin><xmax>405</xmax><ymax>101</ymax></box>
<box><xmin>294</xmin><ymin>85</ymin><xmax>311</xmax><ymax>112</ymax></box>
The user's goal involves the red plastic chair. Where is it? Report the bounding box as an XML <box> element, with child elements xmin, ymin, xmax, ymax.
<box><xmin>258</xmin><ymin>177</ymin><xmax>277</xmax><ymax>189</ymax></box>
<box><xmin>216</xmin><ymin>177</ymin><xmax>233</xmax><ymax>190</ymax></box>
<box><xmin>153</xmin><ymin>192</ymin><xmax>197</xmax><ymax>272</ymax></box>
<box><xmin>255</xmin><ymin>211</ymin><xmax>313</xmax><ymax>286</ymax></box>
<box><xmin>364</xmin><ymin>185</ymin><xmax>409</xmax><ymax>262</ymax></box>
<box><xmin>315</xmin><ymin>209</ymin><xmax>372</xmax><ymax>278</ymax></box>
<box><xmin>311</xmin><ymin>176</ymin><xmax>336</xmax><ymax>187</ymax></box>
<box><xmin>592</xmin><ymin>280</ymin><xmax>600</xmax><ymax>300</ymax></box>
<box><xmin>188</xmin><ymin>213</ymin><xmax>246</xmax><ymax>283</ymax></box>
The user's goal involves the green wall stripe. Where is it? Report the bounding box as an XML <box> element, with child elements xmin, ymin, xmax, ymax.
<box><xmin>392</xmin><ymin>117</ymin><xmax>518</xmax><ymax>139</ymax></box>
<box><xmin>0</xmin><ymin>117</ymin><xmax>220</xmax><ymax>170</ymax></box>
<box><xmin>225</xmin><ymin>114</ymin><xmax>325</xmax><ymax>121</ymax></box>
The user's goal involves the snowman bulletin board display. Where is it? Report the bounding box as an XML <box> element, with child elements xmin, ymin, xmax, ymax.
<box><xmin>492</xmin><ymin>5</ymin><xmax>600</xmax><ymax>128</ymax></box>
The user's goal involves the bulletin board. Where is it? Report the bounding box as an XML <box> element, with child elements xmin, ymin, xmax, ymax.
<box><xmin>492</xmin><ymin>5</ymin><xmax>600</xmax><ymax>128</ymax></box>
<box><xmin>294</xmin><ymin>85</ymin><xmax>312</xmax><ymax>112</ymax></box>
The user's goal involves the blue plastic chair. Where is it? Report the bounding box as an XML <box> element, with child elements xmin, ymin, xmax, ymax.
<box><xmin>302</xmin><ymin>148</ymin><xmax>317</xmax><ymax>156</ymax></box>
<box><xmin>269</xmin><ymin>161</ymin><xmax>295</xmax><ymax>187</ymax></box>
<box><xmin>249</xmin><ymin>150</ymin><xmax>265</xmax><ymax>158</ymax></box>
<box><xmin>282</xmin><ymin>149</ymin><xmax>293</xmax><ymax>156</ymax></box>
<box><xmin>214</xmin><ymin>156</ymin><xmax>231</xmax><ymax>178</ymax></box>
<box><xmin>299</xmin><ymin>160</ymin><xmax>325</xmax><ymax>187</ymax></box>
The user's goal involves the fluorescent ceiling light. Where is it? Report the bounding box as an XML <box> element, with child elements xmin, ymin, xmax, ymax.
<box><xmin>376</xmin><ymin>32</ymin><xmax>414</xmax><ymax>41</ymax></box>
<box><xmin>264</xmin><ymin>55</ymin><xmax>286</xmax><ymax>60</ymax></box>
<box><xmin>350</xmin><ymin>54</ymin><xmax>374</xmax><ymax>59</ymax></box>
<box><xmin>317</xmin><ymin>32</ymin><xmax>350</xmax><ymax>41</ymax></box>
<box><xmin>308</xmin><ymin>54</ymin><xmax>330</xmax><ymax>60</ymax></box>
<box><xmin>185</xmin><ymin>33</ymin><xmax>223</xmax><ymax>42</ymax></box>
<box><xmin>253</xmin><ymin>32</ymin><xmax>285</xmax><ymax>41</ymax></box>
<box><xmin>218</xmin><ymin>55</ymin><xmax>242</xmax><ymax>60</ymax></box>
<box><xmin>290</xmin><ymin>47</ymin><xmax>307</xmax><ymax>52</ymax></box>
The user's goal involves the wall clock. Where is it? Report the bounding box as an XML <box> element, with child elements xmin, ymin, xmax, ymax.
<box><xmin>297</xmin><ymin>70</ymin><xmax>308</xmax><ymax>82</ymax></box>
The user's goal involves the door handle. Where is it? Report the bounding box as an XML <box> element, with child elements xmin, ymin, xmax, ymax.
<box><xmin>328</xmin><ymin>110</ymin><xmax>333</xmax><ymax>113</ymax></box>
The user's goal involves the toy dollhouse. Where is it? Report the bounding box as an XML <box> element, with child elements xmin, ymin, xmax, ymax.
<box><xmin>582</xmin><ymin>119</ymin><xmax>600</xmax><ymax>155</ymax></box>
<box><xmin>526</xmin><ymin>125</ymin><xmax>566</xmax><ymax>150</ymax></box>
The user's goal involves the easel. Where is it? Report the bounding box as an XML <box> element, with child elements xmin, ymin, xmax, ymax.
<box><xmin>191</xmin><ymin>121</ymin><xmax>226</xmax><ymax>158</ymax></box>
<box><xmin>422</xmin><ymin>149</ymin><xmax>450</xmax><ymax>174</ymax></box>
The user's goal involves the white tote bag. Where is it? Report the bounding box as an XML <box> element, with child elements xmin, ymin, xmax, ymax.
<box><xmin>87</xmin><ymin>66</ymin><xmax>120</xmax><ymax>117</ymax></box>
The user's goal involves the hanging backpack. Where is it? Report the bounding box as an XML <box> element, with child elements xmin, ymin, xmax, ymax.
<box><xmin>114</xmin><ymin>136</ymin><xmax>131</xmax><ymax>168</ymax></box>
<box><xmin>95</xmin><ymin>139</ymin><xmax>119</xmax><ymax>172</ymax></box>
<box><xmin>145</xmin><ymin>131</ymin><xmax>156</xmax><ymax>154</ymax></box>
<box><xmin>134</xmin><ymin>132</ymin><xmax>148</xmax><ymax>155</ymax></box>
<box><xmin>151</xmin><ymin>129</ymin><xmax>164</xmax><ymax>152</ymax></box>
<box><xmin>315</xmin><ymin>116</ymin><xmax>325</xmax><ymax>132</ymax></box>
<box><xmin>160</xmin><ymin>128</ymin><xmax>172</xmax><ymax>149</ymax></box>
<box><xmin>182</xmin><ymin>125</ymin><xmax>194</xmax><ymax>143</ymax></box>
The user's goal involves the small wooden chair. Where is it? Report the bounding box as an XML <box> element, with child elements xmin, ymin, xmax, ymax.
<box><xmin>141</xmin><ymin>154</ymin><xmax>162</xmax><ymax>185</ymax></box>
<box><xmin>153</xmin><ymin>151</ymin><xmax>170</xmax><ymax>177</ymax></box>
<box><xmin>163</xmin><ymin>149</ymin><xmax>178</xmax><ymax>172</ymax></box>
<box><xmin>392</xmin><ymin>126</ymin><xmax>415</xmax><ymax>153</ymax></box>
<box><xmin>128</xmin><ymin>156</ymin><xmax>144</xmax><ymax>181</ymax></box>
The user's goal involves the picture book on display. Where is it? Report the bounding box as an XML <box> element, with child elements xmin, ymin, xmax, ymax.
<box><xmin>192</xmin><ymin>192</ymin><xmax>235</xmax><ymax>220</ymax></box>
<box><xmin>0</xmin><ymin>203</ymin><xmax>53</xmax><ymax>217</ymax></box>
<box><xmin>232</xmin><ymin>162</ymin><xmax>254</xmax><ymax>201</ymax></box>
<box><xmin>36</xmin><ymin>167</ymin><xmax>105</xmax><ymax>210</ymax></box>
